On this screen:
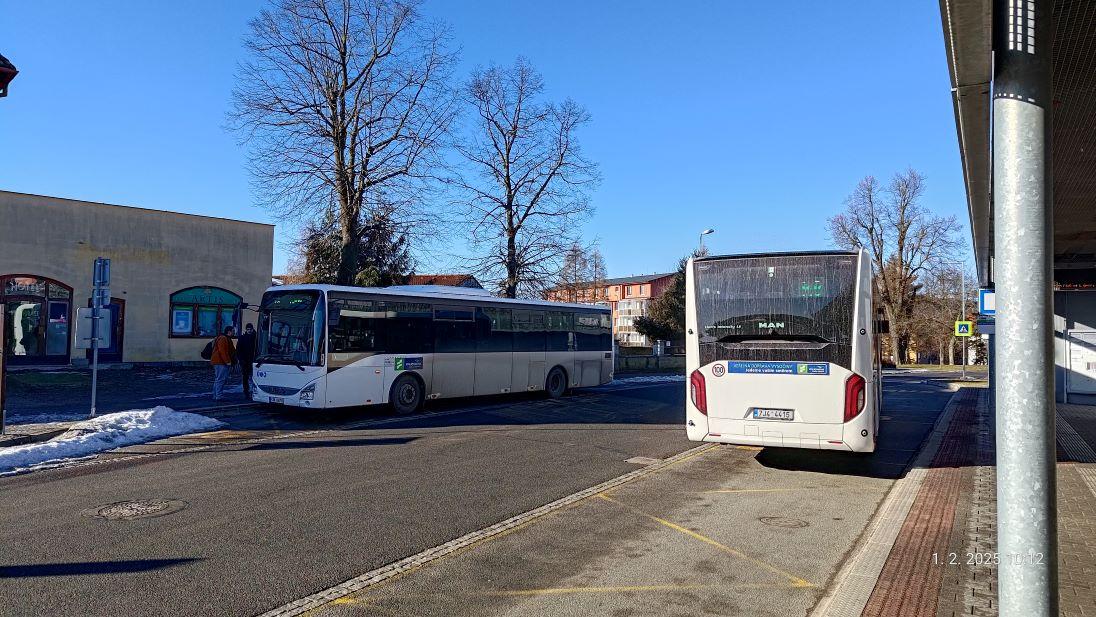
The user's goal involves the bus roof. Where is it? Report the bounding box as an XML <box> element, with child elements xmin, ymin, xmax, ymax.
<box><xmin>694</xmin><ymin>249</ymin><xmax>861</xmax><ymax>263</ymax></box>
<box><xmin>264</xmin><ymin>284</ymin><xmax>611</xmax><ymax>313</ymax></box>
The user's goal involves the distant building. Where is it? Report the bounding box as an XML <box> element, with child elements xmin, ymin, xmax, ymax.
<box><xmin>0</xmin><ymin>190</ymin><xmax>273</xmax><ymax>365</ymax></box>
<box><xmin>545</xmin><ymin>272</ymin><xmax>675</xmax><ymax>348</ymax></box>
<box><xmin>405</xmin><ymin>274</ymin><xmax>482</xmax><ymax>289</ymax></box>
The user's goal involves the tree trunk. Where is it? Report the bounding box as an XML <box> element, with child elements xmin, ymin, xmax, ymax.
<box><xmin>503</xmin><ymin>230</ymin><xmax>518</xmax><ymax>298</ymax></box>
<box><xmin>884</xmin><ymin>306</ymin><xmax>901</xmax><ymax>365</ymax></box>
<box><xmin>948</xmin><ymin>339</ymin><xmax>955</xmax><ymax>366</ymax></box>
<box><xmin>336</xmin><ymin>210</ymin><xmax>359</xmax><ymax>286</ymax></box>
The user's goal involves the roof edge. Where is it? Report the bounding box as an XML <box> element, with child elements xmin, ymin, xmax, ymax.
<box><xmin>0</xmin><ymin>189</ymin><xmax>276</xmax><ymax>228</ymax></box>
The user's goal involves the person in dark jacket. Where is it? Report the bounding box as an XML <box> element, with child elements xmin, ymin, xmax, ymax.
<box><xmin>237</xmin><ymin>323</ymin><xmax>257</xmax><ymax>400</ymax></box>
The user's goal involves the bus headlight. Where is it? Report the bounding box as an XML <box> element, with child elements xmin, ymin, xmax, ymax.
<box><xmin>299</xmin><ymin>383</ymin><xmax>316</xmax><ymax>401</ymax></box>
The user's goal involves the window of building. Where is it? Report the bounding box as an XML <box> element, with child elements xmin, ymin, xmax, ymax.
<box><xmin>170</xmin><ymin>287</ymin><xmax>242</xmax><ymax>338</ymax></box>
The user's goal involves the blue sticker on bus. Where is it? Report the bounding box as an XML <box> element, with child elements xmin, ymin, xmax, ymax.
<box><xmin>725</xmin><ymin>361</ymin><xmax>828</xmax><ymax>375</ymax></box>
<box><xmin>395</xmin><ymin>357</ymin><xmax>423</xmax><ymax>371</ymax></box>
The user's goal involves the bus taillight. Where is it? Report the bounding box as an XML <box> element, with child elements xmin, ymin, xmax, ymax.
<box><xmin>844</xmin><ymin>373</ymin><xmax>866</xmax><ymax>422</ymax></box>
<box><xmin>690</xmin><ymin>369</ymin><xmax>708</xmax><ymax>415</ymax></box>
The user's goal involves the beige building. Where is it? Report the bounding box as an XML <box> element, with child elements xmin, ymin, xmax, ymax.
<box><xmin>0</xmin><ymin>190</ymin><xmax>274</xmax><ymax>365</ymax></box>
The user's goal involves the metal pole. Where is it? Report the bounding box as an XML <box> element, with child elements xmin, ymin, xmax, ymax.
<box><xmin>993</xmin><ymin>0</ymin><xmax>1056</xmax><ymax>614</ymax></box>
<box><xmin>961</xmin><ymin>271</ymin><xmax>966</xmax><ymax>380</ymax></box>
<box><xmin>90</xmin><ymin>285</ymin><xmax>99</xmax><ymax>418</ymax></box>
<box><xmin>1</xmin><ymin>311</ymin><xmax>6</xmax><ymax>435</ymax></box>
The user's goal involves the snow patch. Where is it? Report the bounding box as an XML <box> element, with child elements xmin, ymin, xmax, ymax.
<box><xmin>0</xmin><ymin>407</ymin><xmax>224</xmax><ymax>474</ymax></box>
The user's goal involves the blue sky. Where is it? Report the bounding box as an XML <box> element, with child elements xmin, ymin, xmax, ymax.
<box><xmin>0</xmin><ymin>1</ymin><xmax>969</xmax><ymax>277</ymax></box>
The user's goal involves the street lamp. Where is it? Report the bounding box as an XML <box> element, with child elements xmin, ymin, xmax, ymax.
<box><xmin>698</xmin><ymin>228</ymin><xmax>715</xmax><ymax>252</ymax></box>
<box><xmin>0</xmin><ymin>53</ymin><xmax>18</xmax><ymax>98</ymax></box>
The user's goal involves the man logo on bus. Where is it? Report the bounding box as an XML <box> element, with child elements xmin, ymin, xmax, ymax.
<box><xmin>712</xmin><ymin>363</ymin><xmax>725</xmax><ymax>377</ymax></box>
<box><xmin>758</xmin><ymin>321</ymin><xmax>784</xmax><ymax>329</ymax></box>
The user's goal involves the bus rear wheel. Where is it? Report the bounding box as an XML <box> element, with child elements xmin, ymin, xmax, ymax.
<box><xmin>545</xmin><ymin>367</ymin><xmax>568</xmax><ymax>398</ymax></box>
<box><xmin>390</xmin><ymin>374</ymin><xmax>423</xmax><ymax>415</ymax></box>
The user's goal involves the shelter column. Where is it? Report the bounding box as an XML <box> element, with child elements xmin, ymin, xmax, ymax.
<box><xmin>992</xmin><ymin>0</ymin><xmax>1057</xmax><ymax>615</ymax></box>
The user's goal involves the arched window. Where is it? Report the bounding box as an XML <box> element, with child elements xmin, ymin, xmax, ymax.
<box><xmin>170</xmin><ymin>287</ymin><xmax>241</xmax><ymax>338</ymax></box>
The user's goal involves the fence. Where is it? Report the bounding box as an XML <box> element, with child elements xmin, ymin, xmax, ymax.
<box><xmin>614</xmin><ymin>354</ymin><xmax>685</xmax><ymax>373</ymax></box>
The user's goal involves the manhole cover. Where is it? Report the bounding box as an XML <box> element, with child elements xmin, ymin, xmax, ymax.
<box><xmin>84</xmin><ymin>499</ymin><xmax>188</xmax><ymax>521</ymax></box>
<box><xmin>759</xmin><ymin>516</ymin><xmax>809</xmax><ymax>529</ymax></box>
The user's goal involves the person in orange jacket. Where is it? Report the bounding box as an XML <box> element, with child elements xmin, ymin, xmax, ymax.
<box><xmin>210</xmin><ymin>325</ymin><xmax>237</xmax><ymax>401</ymax></box>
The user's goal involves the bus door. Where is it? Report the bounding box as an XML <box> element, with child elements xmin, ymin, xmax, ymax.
<box><xmin>432</xmin><ymin>306</ymin><xmax>476</xmax><ymax>398</ymax></box>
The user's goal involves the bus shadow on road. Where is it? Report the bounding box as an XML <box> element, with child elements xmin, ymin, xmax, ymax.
<box><xmin>754</xmin><ymin>448</ymin><xmax>908</xmax><ymax>479</ymax></box>
<box><xmin>0</xmin><ymin>558</ymin><xmax>201</xmax><ymax>578</ymax></box>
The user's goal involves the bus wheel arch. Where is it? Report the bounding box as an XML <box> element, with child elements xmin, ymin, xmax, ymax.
<box><xmin>389</xmin><ymin>372</ymin><xmax>424</xmax><ymax>415</ymax></box>
<box><xmin>545</xmin><ymin>366</ymin><xmax>568</xmax><ymax>398</ymax></box>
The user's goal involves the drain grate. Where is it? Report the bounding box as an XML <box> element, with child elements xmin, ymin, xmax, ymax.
<box><xmin>759</xmin><ymin>516</ymin><xmax>809</xmax><ymax>529</ymax></box>
<box><xmin>84</xmin><ymin>499</ymin><xmax>188</xmax><ymax>521</ymax></box>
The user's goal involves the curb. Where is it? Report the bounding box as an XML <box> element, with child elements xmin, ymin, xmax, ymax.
<box><xmin>258</xmin><ymin>443</ymin><xmax>719</xmax><ymax>617</ymax></box>
<box><xmin>0</xmin><ymin>426</ymin><xmax>70</xmax><ymax>449</ymax></box>
<box><xmin>809</xmin><ymin>383</ymin><xmax>970</xmax><ymax>617</ymax></box>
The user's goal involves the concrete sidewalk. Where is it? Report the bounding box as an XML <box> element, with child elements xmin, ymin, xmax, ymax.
<box><xmin>825</xmin><ymin>385</ymin><xmax>1096</xmax><ymax>616</ymax></box>
<box><xmin>280</xmin><ymin>374</ymin><xmax>956</xmax><ymax>617</ymax></box>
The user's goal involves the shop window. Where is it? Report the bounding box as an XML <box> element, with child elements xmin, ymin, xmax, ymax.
<box><xmin>170</xmin><ymin>287</ymin><xmax>242</xmax><ymax>338</ymax></box>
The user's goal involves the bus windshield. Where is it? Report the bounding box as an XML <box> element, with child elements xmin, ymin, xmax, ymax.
<box><xmin>693</xmin><ymin>254</ymin><xmax>858</xmax><ymax>368</ymax></box>
<box><xmin>256</xmin><ymin>290</ymin><xmax>325</xmax><ymax>367</ymax></box>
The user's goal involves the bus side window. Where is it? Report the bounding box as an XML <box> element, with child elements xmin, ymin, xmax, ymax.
<box><xmin>477</xmin><ymin>307</ymin><xmax>513</xmax><ymax>352</ymax></box>
<box><xmin>575</xmin><ymin>312</ymin><xmax>605</xmax><ymax>351</ymax></box>
<box><xmin>328</xmin><ymin>299</ymin><xmax>383</xmax><ymax>353</ymax></box>
<box><xmin>546</xmin><ymin>311</ymin><xmax>573</xmax><ymax>352</ymax></box>
<box><xmin>434</xmin><ymin>306</ymin><xmax>476</xmax><ymax>353</ymax></box>
<box><xmin>513</xmin><ymin>310</ymin><xmax>546</xmax><ymax>352</ymax></box>
<box><xmin>387</xmin><ymin>302</ymin><xmax>434</xmax><ymax>354</ymax></box>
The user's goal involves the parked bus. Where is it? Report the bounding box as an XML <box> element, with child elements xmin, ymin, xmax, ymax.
<box><xmin>250</xmin><ymin>284</ymin><xmax>613</xmax><ymax>413</ymax></box>
<box><xmin>684</xmin><ymin>250</ymin><xmax>881</xmax><ymax>452</ymax></box>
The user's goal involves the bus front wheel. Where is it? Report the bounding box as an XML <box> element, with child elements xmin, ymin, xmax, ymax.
<box><xmin>545</xmin><ymin>367</ymin><xmax>568</xmax><ymax>398</ymax></box>
<box><xmin>390</xmin><ymin>374</ymin><xmax>423</xmax><ymax>415</ymax></box>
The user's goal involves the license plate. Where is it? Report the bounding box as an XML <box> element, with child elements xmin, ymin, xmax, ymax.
<box><xmin>752</xmin><ymin>408</ymin><xmax>794</xmax><ymax>421</ymax></box>
<box><xmin>269</xmin><ymin>396</ymin><xmax>284</xmax><ymax>404</ymax></box>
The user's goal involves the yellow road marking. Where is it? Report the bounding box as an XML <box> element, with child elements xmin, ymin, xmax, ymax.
<box><xmin>596</xmin><ymin>494</ymin><xmax>814</xmax><ymax>588</ymax></box>
<box><xmin>310</xmin><ymin>444</ymin><xmax>723</xmax><ymax>612</ymax></box>
<box><xmin>736</xmin><ymin>445</ymin><xmax>764</xmax><ymax>451</ymax></box>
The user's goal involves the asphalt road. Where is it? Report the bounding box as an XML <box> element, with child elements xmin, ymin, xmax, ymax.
<box><xmin>0</xmin><ymin>373</ymin><xmax>956</xmax><ymax>616</ymax></box>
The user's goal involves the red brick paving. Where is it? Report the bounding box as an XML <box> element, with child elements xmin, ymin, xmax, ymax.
<box><xmin>862</xmin><ymin>388</ymin><xmax>979</xmax><ymax>617</ymax></box>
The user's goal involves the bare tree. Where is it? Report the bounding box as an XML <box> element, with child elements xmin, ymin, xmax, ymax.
<box><xmin>908</xmin><ymin>265</ymin><xmax>965</xmax><ymax>364</ymax></box>
<box><xmin>453</xmin><ymin>58</ymin><xmax>599</xmax><ymax>298</ymax></box>
<box><xmin>231</xmin><ymin>0</ymin><xmax>456</xmax><ymax>285</ymax></box>
<box><xmin>553</xmin><ymin>243</ymin><xmax>608</xmax><ymax>303</ymax></box>
<box><xmin>828</xmin><ymin>169</ymin><xmax>960</xmax><ymax>364</ymax></box>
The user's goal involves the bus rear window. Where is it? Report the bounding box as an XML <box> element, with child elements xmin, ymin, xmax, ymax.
<box><xmin>693</xmin><ymin>254</ymin><xmax>858</xmax><ymax>368</ymax></box>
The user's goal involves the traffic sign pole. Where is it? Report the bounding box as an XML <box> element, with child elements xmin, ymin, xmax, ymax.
<box><xmin>961</xmin><ymin>271</ymin><xmax>966</xmax><ymax>380</ymax></box>
<box><xmin>90</xmin><ymin>257</ymin><xmax>110</xmax><ymax>418</ymax></box>
<box><xmin>1</xmin><ymin>311</ymin><xmax>6</xmax><ymax>435</ymax></box>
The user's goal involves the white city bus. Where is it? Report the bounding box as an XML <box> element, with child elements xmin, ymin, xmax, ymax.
<box><xmin>684</xmin><ymin>250</ymin><xmax>882</xmax><ymax>452</ymax></box>
<box><xmin>250</xmin><ymin>284</ymin><xmax>613</xmax><ymax>413</ymax></box>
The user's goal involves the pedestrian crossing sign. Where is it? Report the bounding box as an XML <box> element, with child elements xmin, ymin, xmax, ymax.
<box><xmin>954</xmin><ymin>321</ymin><xmax>973</xmax><ymax>337</ymax></box>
